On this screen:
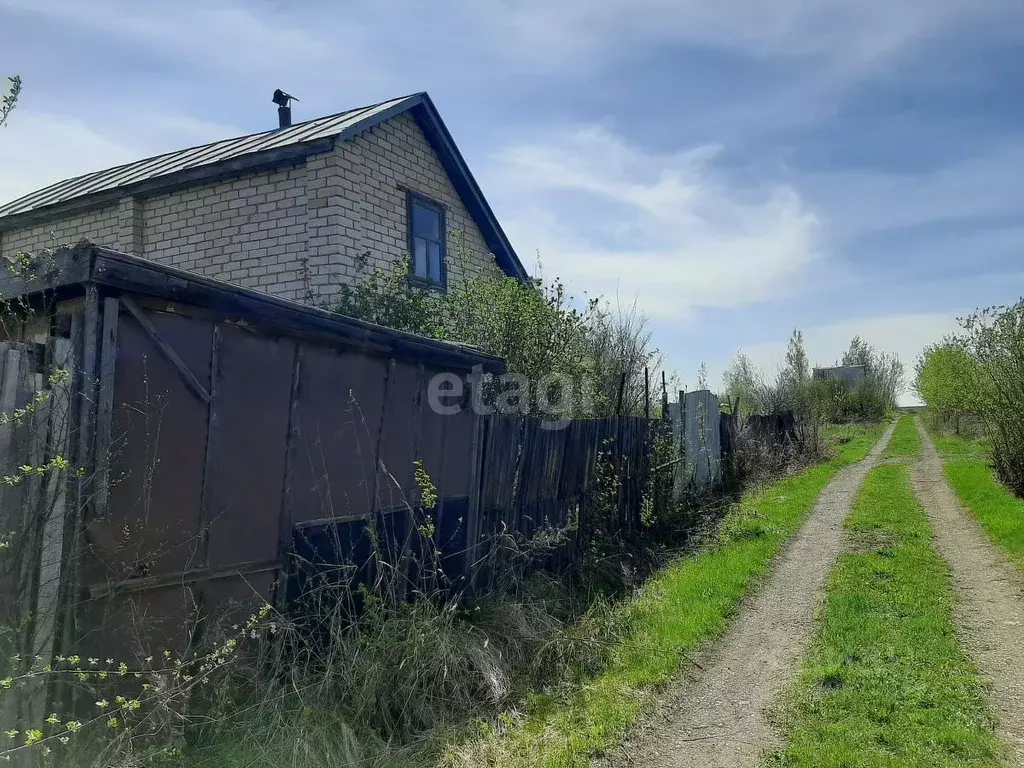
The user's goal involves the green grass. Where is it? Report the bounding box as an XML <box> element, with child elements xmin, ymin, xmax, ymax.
<box><xmin>931</xmin><ymin>432</ymin><xmax>1024</xmax><ymax>571</ymax></box>
<box><xmin>883</xmin><ymin>414</ymin><xmax>921</xmax><ymax>457</ymax></box>
<box><xmin>932</xmin><ymin>432</ymin><xmax>988</xmax><ymax>458</ymax></box>
<box><xmin>770</xmin><ymin>463</ymin><xmax>1002</xmax><ymax>768</ymax></box>
<box><xmin>445</xmin><ymin>424</ymin><xmax>886</xmax><ymax>768</ymax></box>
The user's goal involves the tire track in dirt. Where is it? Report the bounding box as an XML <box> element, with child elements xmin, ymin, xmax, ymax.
<box><xmin>912</xmin><ymin>419</ymin><xmax>1024</xmax><ymax>765</ymax></box>
<box><xmin>610</xmin><ymin>422</ymin><xmax>897</xmax><ymax>768</ymax></box>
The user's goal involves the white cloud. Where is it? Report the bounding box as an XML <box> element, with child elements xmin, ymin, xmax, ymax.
<box><xmin>486</xmin><ymin>126</ymin><xmax>821</xmax><ymax>318</ymax></box>
<box><xmin>0</xmin><ymin>112</ymin><xmax>142</xmax><ymax>205</ymax></box>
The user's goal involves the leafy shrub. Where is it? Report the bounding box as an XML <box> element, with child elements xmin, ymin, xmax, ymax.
<box><xmin>839</xmin><ymin>335</ymin><xmax>904</xmax><ymax>414</ymax></box>
<box><xmin>333</xmin><ymin>253</ymin><xmax>661</xmax><ymax>418</ymax></box>
<box><xmin>914</xmin><ymin>341</ymin><xmax>983</xmax><ymax>436</ymax></box>
<box><xmin>915</xmin><ymin>301</ymin><xmax>1024</xmax><ymax>495</ymax></box>
<box><xmin>958</xmin><ymin>302</ymin><xmax>1024</xmax><ymax>495</ymax></box>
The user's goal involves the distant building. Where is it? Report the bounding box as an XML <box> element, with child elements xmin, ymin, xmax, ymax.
<box><xmin>812</xmin><ymin>365</ymin><xmax>866</xmax><ymax>389</ymax></box>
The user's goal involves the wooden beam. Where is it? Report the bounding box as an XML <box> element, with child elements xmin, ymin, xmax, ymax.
<box><xmin>90</xmin><ymin>249</ymin><xmax>506</xmax><ymax>374</ymax></box>
<box><xmin>121</xmin><ymin>295</ymin><xmax>212</xmax><ymax>403</ymax></box>
<box><xmin>30</xmin><ymin>337</ymin><xmax>73</xmax><ymax>668</ymax></box>
<box><xmin>85</xmin><ymin>558</ymin><xmax>282</xmax><ymax>599</ymax></box>
<box><xmin>273</xmin><ymin>342</ymin><xmax>303</xmax><ymax>613</ymax></box>
<box><xmin>291</xmin><ymin>495</ymin><xmax>472</xmax><ymax>531</ymax></box>
<box><xmin>196</xmin><ymin>323</ymin><xmax>222</xmax><ymax>570</ymax></box>
<box><xmin>93</xmin><ymin>297</ymin><xmax>119</xmax><ymax>519</ymax></box>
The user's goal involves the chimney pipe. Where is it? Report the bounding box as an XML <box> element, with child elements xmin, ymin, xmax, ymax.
<box><xmin>272</xmin><ymin>89</ymin><xmax>299</xmax><ymax>129</ymax></box>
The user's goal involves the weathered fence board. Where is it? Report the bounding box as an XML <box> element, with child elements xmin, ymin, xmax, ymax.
<box><xmin>666</xmin><ymin>389</ymin><xmax>723</xmax><ymax>497</ymax></box>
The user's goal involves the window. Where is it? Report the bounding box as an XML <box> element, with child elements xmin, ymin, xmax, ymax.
<box><xmin>407</xmin><ymin>192</ymin><xmax>446</xmax><ymax>288</ymax></box>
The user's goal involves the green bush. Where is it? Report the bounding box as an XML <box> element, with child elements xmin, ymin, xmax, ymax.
<box><xmin>915</xmin><ymin>300</ymin><xmax>1024</xmax><ymax>496</ymax></box>
<box><xmin>333</xmin><ymin>253</ymin><xmax>661</xmax><ymax>417</ymax></box>
<box><xmin>914</xmin><ymin>342</ymin><xmax>982</xmax><ymax>436</ymax></box>
<box><xmin>959</xmin><ymin>301</ymin><xmax>1024</xmax><ymax>495</ymax></box>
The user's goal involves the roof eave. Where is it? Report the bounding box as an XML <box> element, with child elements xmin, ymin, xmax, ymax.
<box><xmin>0</xmin><ymin>137</ymin><xmax>336</xmax><ymax>233</ymax></box>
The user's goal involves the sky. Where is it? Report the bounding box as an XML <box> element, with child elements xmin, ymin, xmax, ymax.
<box><xmin>1</xmin><ymin>0</ymin><xmax>1022</xmax><ymax>405</ymax></box>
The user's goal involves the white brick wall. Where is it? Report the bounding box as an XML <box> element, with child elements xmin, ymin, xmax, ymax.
<box><xmin>142</xmin><ymin>164</ymin><xmax>310</xmax><ymax>300</ymax></box>
<box><xmin>0</xmin><ymin>111</ymin><xmax>505</xmax><ymax>305</ymax></box>
<box><xmin>1</xmin><ymin>205</ymin><xmax>121</xmax><ymax>257</ymax></box>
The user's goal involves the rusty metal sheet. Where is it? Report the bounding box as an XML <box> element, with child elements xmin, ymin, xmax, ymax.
<box><xmin>288</xmin><ymin>346</ymin><xmax>389</xmax><ymax>524</ymax></box>
<box><xmin>376</xmin><ymin>361</ymin><xmax>421</xmax><ymax>511</ymax></box>
<box><xmin>91</xmin><ymin>308</ymin><xmax>213</xmax><ymax>584</ymax></box>
<box><xmin>74</xmin><ymin>584</ymin><xmax>196</xmax><ymax>661</ymax></box>
<box><xmin>416</xmin><ymin>395</ymin><xmax>447</xmax><ymax>499</ymax></box>
<box><xmin>204</xmin><ymin>324</ymin><xmax>294</xmax><ymax>568</ymax></box>
<box><xmin>198</xmin><ymin>571</ymin><xmax>275</xmax><ymax>629</ymax></box>
<box><xmin>441</xmin><ymin>405</ymin><xmax>473</xmax><ymax>497</ymax></box>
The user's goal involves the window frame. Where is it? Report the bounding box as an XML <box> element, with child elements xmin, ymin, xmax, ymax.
<box><xmin>406</xmin><ymin>190</ymin><xmax>448</xmax><ymax>290</ymax></box>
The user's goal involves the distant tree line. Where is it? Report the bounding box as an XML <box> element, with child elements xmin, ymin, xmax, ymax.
<box><xmin>723</xmin><ymin>332</ymin><xmax>904</xmax><ymax>424</ymax></box>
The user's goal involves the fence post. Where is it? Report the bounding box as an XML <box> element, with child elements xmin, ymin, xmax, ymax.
<box><xmin>661</xmin><ymin>371</ymin><xmax>668</xmax><ymax>420</ymax></box>
<box><xmin>644</xmin><ymin>367</ymin><xmax>650</xmax><ymax>420</ymax></box>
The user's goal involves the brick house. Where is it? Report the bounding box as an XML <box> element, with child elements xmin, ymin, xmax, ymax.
<box><xmin>0</xmin><ymin>92</ymin><xmax>529</xmax><ymax>305</ymax></box>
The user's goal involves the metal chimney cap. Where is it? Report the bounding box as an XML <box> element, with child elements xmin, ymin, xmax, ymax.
<box><xmin>272</xmin><ymin>89</ymin><xmax>299</xmax><ymax>107</ymax></box>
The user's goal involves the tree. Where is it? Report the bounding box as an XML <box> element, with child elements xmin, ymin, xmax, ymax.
<box><xmin>841</xmin><ymin>335</ymin><xmax>871</xmax><ymax>369</ymax></box>
<box><xmin>958</xmin><ymin>301</ymin><xmax>1024</xmax><ymax>494</ymax></box>
<box><xmin>914</xmin><ymin>341</ymin><xmax>980</xmax><ymax>434</ymax></box>
<box><xmin>840</xmin><ymin>335</ymin><xmax>904</xmax><ymax>413</ymax></box>
<box><xmin>333</xmin><ymin>255</ymin><xmax>662</xmax><ymax>418</ymax></box>
<box><xmin>785</xmin><ymin>329</ymin><xmax>809</xmax><ymax>383</ymax></box>
<box><xmin>779</xmin><ymin>329</ymin><xmax>810</xmax><ymax>410</ymax></box>
<box><xmin>1</xmin><ymin>76</ymin><xmax>21</xmax><ymax>128</ymax></box>
<box><xmin>722</xmin><ymin>352</ymin><xmax>760</xmax><ymax>416</ymax></box>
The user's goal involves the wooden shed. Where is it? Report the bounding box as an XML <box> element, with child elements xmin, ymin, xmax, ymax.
<box><xmin>0</xmin><ymin>243</ymin><xmax>504</xmax><ymax>662</ymax></box>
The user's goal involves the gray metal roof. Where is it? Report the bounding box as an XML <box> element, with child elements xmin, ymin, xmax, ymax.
<box><xmin>0</xmin><ymin>94</ymin><xmax>418</xmax><ymax>219</ymax></box>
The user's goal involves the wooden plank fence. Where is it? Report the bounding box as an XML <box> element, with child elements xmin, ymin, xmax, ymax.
<box><xmin>470</xmin><ymin>414</ymin><xmax>650</xmax><ymax>592</ymax></box>
<box><xmin>288</xmin><ymin>413</ymin><xmax>652</xmax><ymax>606</ymax></box>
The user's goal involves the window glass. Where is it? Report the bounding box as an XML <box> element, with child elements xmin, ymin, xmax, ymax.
<box><xmin>412</xmin><ymin>201</ymin><xmax>440</xmax><ymax>240</ymax></box>
<box><xmin>409</xmin><ymin>194</ymin><xmax>445</xmax><ymax>286</ymax></box>
<box><xmin>413</xmin><ymin>237</ymin><xmax>428</xmax><ymax>278</ymax></box>
<box><xmin>427</xmin><ymin>242</ymin><xmax>442</xmax><ymax>282</ymax></box>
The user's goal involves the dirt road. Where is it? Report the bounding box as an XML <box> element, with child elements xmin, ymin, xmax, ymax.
<box><xmin>613</xmin><ymin>422</ymin><xmax>897</xmax><ymax>768</ymax></box>
<box><xmin>912</xmin><ymin>419</ymin><xmax>1024</xmax><ymax>765</ymax></box>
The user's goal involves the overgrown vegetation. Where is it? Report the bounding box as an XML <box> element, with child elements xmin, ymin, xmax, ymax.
<box><xmin>769</xmin><ymin>463</ymin><xmax>1001</xmax><ymax>767</ymax></box>
<box><xmin>916</xmin><ymin>300</ymin><xmax>1024</xmax><ymax>496</ymax></box>
<box><xmin>721</xmin><ymin>332</ymin><xmax>901</xmax><ymax>485</ymax></box>
<box><xmin>724</xmin><ymin>334</ymin><xmax>903</xmax><ymax>425</ymax></box>
<box><xmin>333</xmin><ymin>255</ymin><xmax>661</xmax><ymax>417</ymax></box>
<box><xmin>915</xmin><ymin>342</ymin><xmax>983</xmax><ymax>436</ymax></box>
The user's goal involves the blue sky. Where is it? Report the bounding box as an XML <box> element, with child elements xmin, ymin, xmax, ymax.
<box><xmin>1</xmin><ymin>0</ymin><xmax>1022</xmax><ymax>403</ymax></box>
